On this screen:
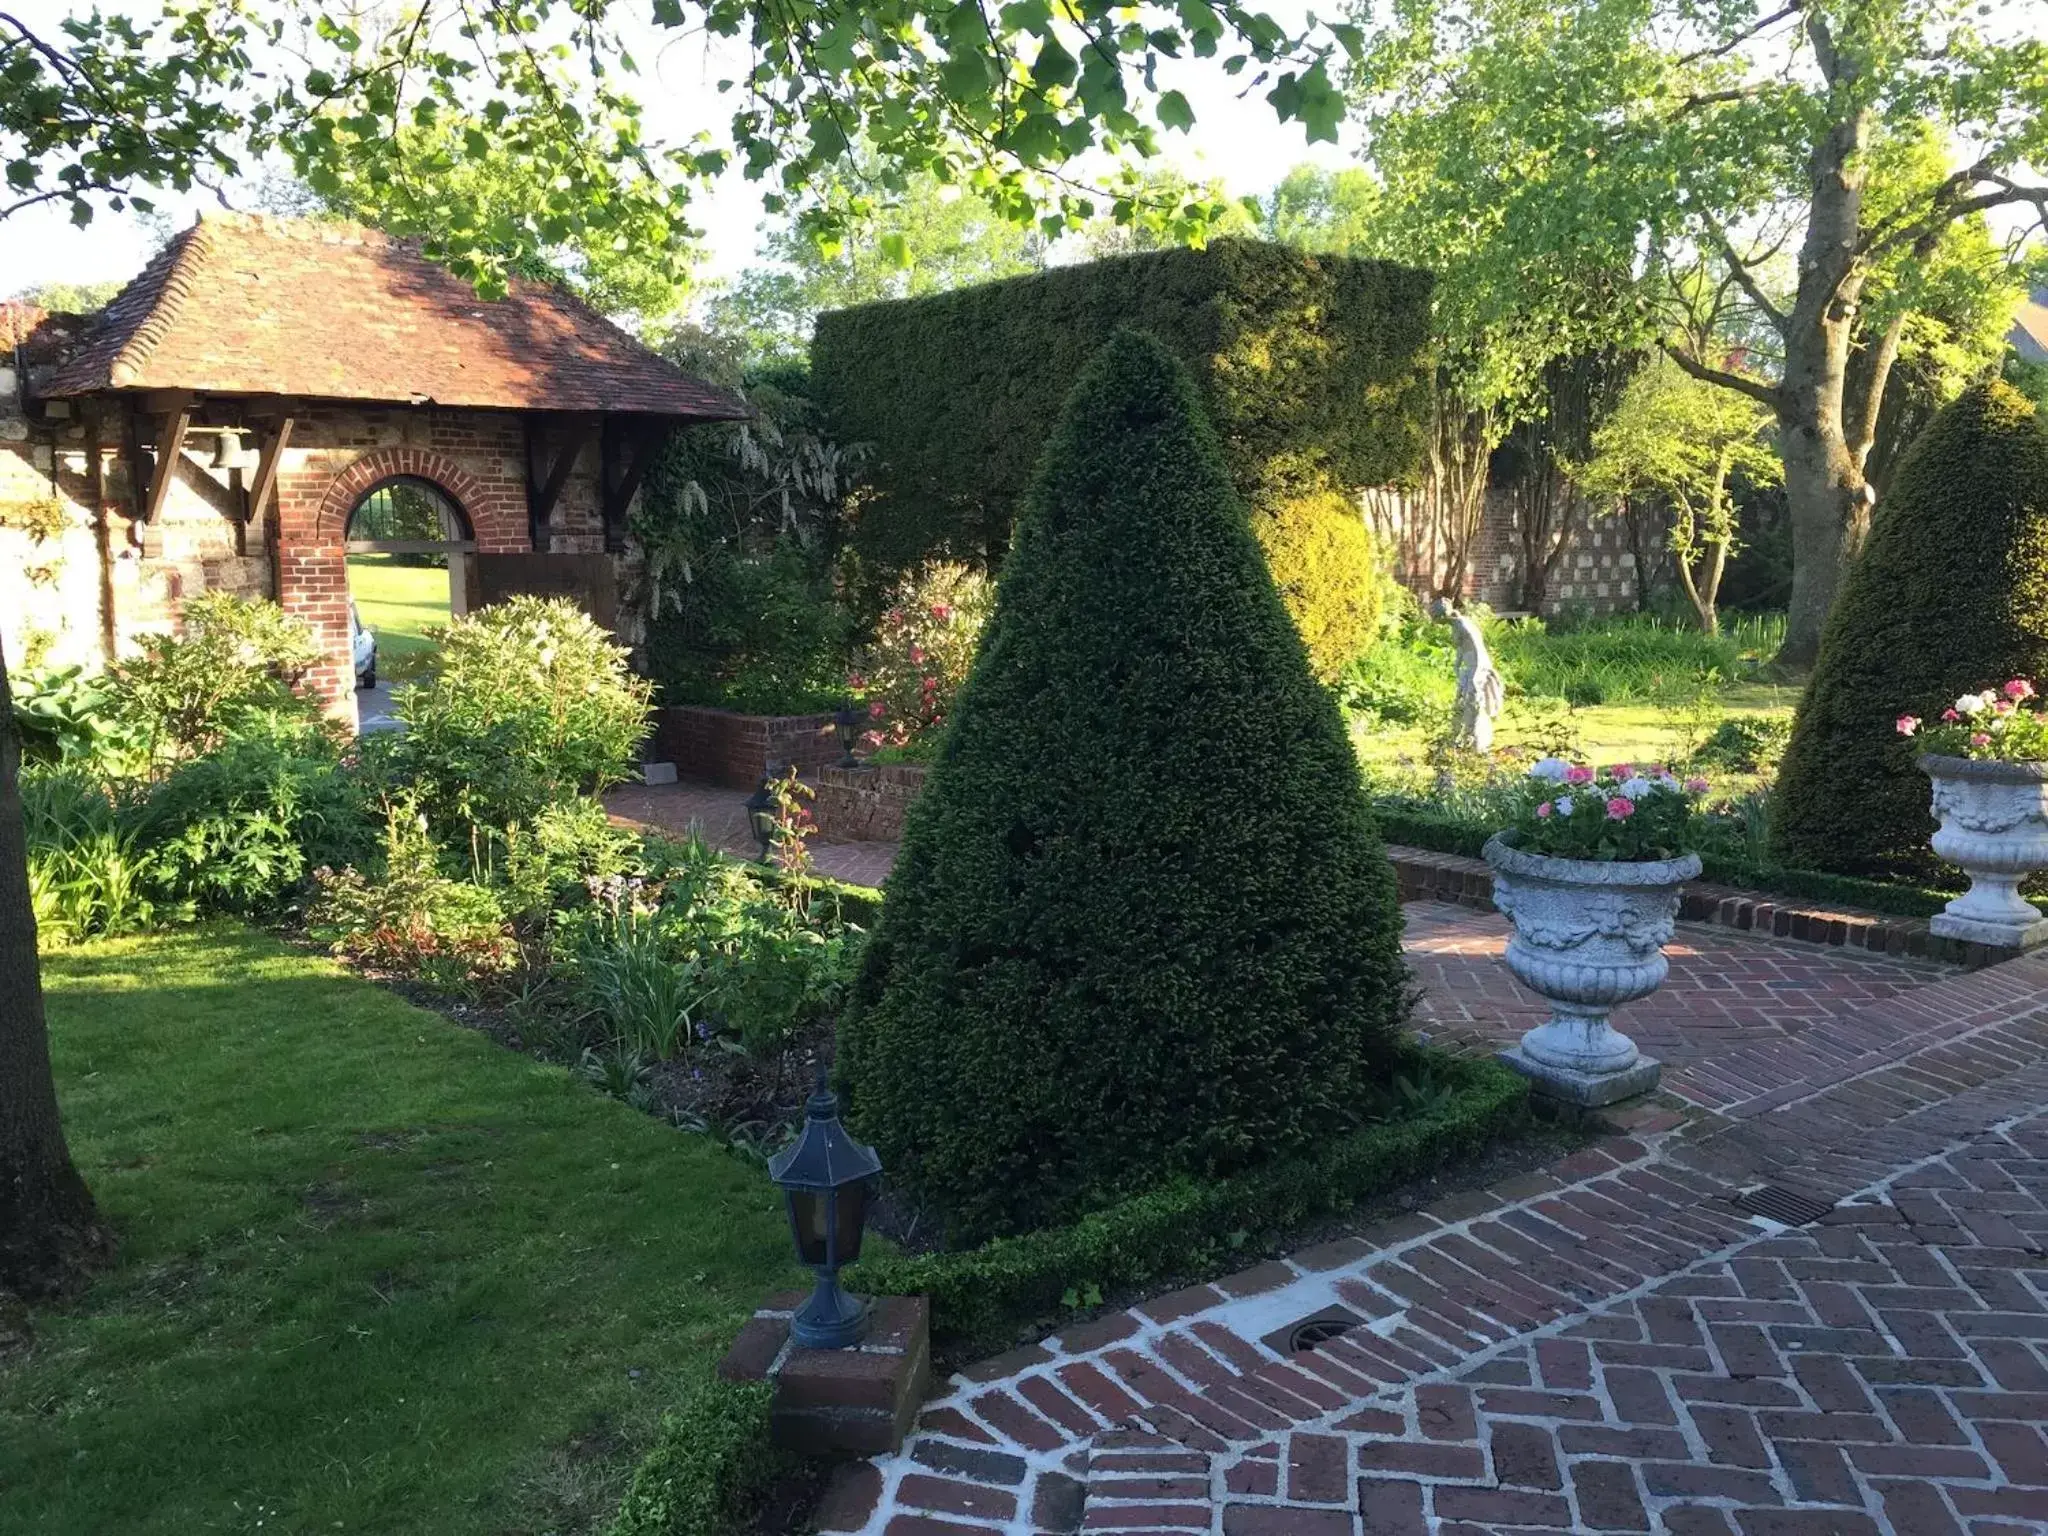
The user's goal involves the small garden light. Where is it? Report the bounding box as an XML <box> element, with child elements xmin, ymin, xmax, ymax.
<box><xmin>744</xmin><ymin>777</ymin><xmax>777</xmax><ymax>864</ymax></box>
<box><xmin>767</xmin><ymin>1079</ymin><xmax>883</xmax><ymax>1349</ymax></box>
<box><xmin>833</xmin><ymin>704</ymin><xmax>862</xmax><ymax>768</ymax></box>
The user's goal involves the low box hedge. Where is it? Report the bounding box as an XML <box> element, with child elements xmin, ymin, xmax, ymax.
<box><xmin>605</xmin><ymin>1373</ymin><xmax>790</xmax><ymax>1536</ymax></box>
<box><xmin>847</xmin><ymin>1049</ymin><xmax>1528</xmax><ymax>1357</ymax></box>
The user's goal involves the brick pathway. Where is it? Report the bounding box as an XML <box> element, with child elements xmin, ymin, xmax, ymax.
<box><xmin>1405</xmin><ymin>905</ymin><xmax>1953</xmax><ymax>1114</ymax></box>
<box><xmin>604</xmin><ymin>781</ymin><xmax>899</xmax><ymax>888</ymax></box>
<box><xmin>815</xmin><ymin>951</ymin><xmax>2048</xmax><ymax>1536</ymax></box>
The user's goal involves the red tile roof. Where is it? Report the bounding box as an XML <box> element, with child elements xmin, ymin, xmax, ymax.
<box><xmin>36</xmin><ymin>213</ymin><xmax>749</xmax><ymax>420</ymax></box>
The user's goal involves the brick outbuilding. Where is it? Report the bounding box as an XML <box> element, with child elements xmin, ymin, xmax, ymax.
<box><xmin>2</xmin><ymin>213</ymin><xmax>745</xmax><ymax>725</ymax></box>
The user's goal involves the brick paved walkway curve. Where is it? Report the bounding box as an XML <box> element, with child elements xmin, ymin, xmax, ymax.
<box><xmin>816</xmin><ymin>950</ymin><xmax>2048</xmax><ymax>1536</ymax></box>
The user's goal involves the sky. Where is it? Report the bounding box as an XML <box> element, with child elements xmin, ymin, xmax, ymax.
<box><xmin>0</xmin><ymin>1</ymin><xmax>1356</xmax><ymax>303</ymax></box>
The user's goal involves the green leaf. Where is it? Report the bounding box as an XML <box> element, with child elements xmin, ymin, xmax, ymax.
<box><xmin>1156</xmin><ymin>89</ymin><xmax>1194</xmax><ymax>131</ymax></box>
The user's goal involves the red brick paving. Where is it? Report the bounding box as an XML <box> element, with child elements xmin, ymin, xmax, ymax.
<box><xmin>829</xmin><ymin>947</ymin><xmax>2048</xmax><ymax>1535</ymax></box>
<box><xmin>603</xmin><ymin>780</ymin><xmax>898</xmax><ymax>887</ymax></box>
<box><xmin>1404</xmin><ymin>902</ymin><xmax>1953</xmax><ymax>1112</ymax></box>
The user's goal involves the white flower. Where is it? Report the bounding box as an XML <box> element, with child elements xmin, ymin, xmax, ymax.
<box><xmin>1955</xmin><ymin>691</ymin><xmax>1993</xmax><ymax>716</ymax></box>
<box><xmin>1529</xmin><ymin>757</ymin><xmax>1571</xmax><ymax>783</ymax></box>
<box><xmin>1656</xmin><ymin>774</ymin><xmax>1681</xmax><ymax>792</ymax></box>
<box><xmin>1553</xmin><ymin>795</ymin><xmax>1575</xmax><ymax>817</ymax></box>
<box><xmin>1618</xmin><ymin>776</ymin><xmax>1655</xmax><ymax>801</ymax></box>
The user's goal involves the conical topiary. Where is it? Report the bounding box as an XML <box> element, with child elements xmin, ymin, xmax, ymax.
<box><xmin>835</xmin><ymin>330</ymin><xmax>1410</xmax><ymax>1244</ymax></box>
<box><xmin>1770</xmin><ymin>380</ymin><xmax>2048</xmax><ymax>876</ymax></box>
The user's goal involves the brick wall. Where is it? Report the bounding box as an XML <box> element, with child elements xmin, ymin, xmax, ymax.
<box><xmin>652</xmin><ymin>705</ymin><xmax>840</xmax><ymax>790</ymax></box>
<box><xmin>812</xmin><ymin>762</ymin><xmax>930</xmax><ymax>842</ymax></box>
<box><xmin>1364</xmin><ymin>485</ymin><xmax>1663</xmax><ymax>617</ymax></box>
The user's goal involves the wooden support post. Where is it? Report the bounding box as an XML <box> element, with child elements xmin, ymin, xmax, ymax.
<box><xmin>138</xmin><ymin>391</ymin><xmax>193</xmax><ymax>525</ymax></box>
<box><xmin>525</xmin><ymin>414</ymin><xmax>591</xmax><ymax>550</ymax></box>
<box><xmin>600</xmin><ymin>417</ymin><xmax>667</xmax><ymax>554</ymax></box>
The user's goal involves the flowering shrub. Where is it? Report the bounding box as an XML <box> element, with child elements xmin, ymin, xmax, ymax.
<box><xmin>1895</xmin><ymin>678</ymin><xmax>2048</xmax><ymax>762</ymax></box>
<box><xmin>1506</xmin><ymin>757</ymin><xmax>1708</xmax><ymax>862</ymax></box>
<box><xmin>847</xmin><ymin>563</ymin><xmax>993</xmax><ymax>751</ymax></box>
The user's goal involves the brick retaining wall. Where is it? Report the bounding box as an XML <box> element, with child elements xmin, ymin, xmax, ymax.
<box><xmin>812</xmin><ymin>762</ymin><xmax>930</xmax><ymax>843</ymax></box>
<box><xmin>652</xmin><ymin>705</ymin><xmax>838</xmax><ymax>790</ymax></box>
<box><xmin>1384</xmin><ymin>842</ymin><xmax>2011</xmax><ymax>968</ymax></box>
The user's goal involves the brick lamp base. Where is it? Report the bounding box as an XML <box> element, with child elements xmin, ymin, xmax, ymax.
<box><xmin>718</xmin><ymin>1292</ymin><xmax>930</xmax><ymax>1455</ymax></box>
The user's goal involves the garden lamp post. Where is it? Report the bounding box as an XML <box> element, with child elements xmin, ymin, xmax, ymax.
<box><xmin>767</xmin><ymin>1080</ymin><xmax>883</xmax><ymax>1349</ymax></box>
<box><xmin>745</xmin><ymin>778</ymin><xmax>777</xmax><ymax>864</ymax></box>
<box><xmin>833</xmin><ymin>704</ymin><xmax>862</xmax><ymax>768</ymax></box>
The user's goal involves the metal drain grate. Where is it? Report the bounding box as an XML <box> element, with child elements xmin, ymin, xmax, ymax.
<box><xmin>1260</xmin><ymin>1305</ymin><xmax>1365</xmax><ymax>1357</ymax></box>
<box><xmin>1736</xmin><ymin>1184</ymin><xmax>1836</xmax><ymax>1226</ymax></box>
<box><xmin>1288</xmin><ymin>1316</ymin><xmax>1359</xmax><ymax>1352</ymax></box>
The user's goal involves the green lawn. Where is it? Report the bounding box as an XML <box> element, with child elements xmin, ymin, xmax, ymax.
<box><xmin>1355</xmin><ymin>680</ymin><xmax>1801</xmax><ymax>777</ymax></box>
<box><xmin>347</xmin><ymin>555</ymin><xmax>448</xmax><ymax>665</ymax></box>
<box><xmin>3</xmin><ymin>926</ymin><xmax>800</xmax><ymax>1535</ymax></box>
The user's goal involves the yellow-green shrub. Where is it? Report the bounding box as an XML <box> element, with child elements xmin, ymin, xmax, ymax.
<box><xmin>1254</xmin><ymin>488</ymin><xmax>1384</xmax><ymax>681</ymax></box>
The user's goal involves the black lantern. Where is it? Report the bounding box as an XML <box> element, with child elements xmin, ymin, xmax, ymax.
<box><xmin>832</xmin><ymin>704</ymin><xmax>862</xmax><ymax>769</ymax></box>
<box><xmin>744</xmin><ymin>776</ymin><xmax>777</xmax><ymax>864</ymax></box>
<box><xmin>767</xmin><ymin>1081</ymin><xmax>883</xmax><ymax>1349</ymax></box>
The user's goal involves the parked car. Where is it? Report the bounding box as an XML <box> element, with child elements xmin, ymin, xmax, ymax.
<box><xmin>352</xmin><ymin>602</ymin><xmax>377</xmax><ymax>690</ymax></box>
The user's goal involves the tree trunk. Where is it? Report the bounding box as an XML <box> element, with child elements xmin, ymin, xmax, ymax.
<box><xmin>1771</xmin><ymin>24</ymin><xmax>1874</xmax><ymax>670</ymax></box>
<box><xmin>0</xmin><ymin>636</ymin><xmax>111</xmax><ymax>1299</ymax></box>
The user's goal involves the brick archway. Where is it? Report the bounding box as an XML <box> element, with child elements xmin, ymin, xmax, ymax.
<box><xmin>313</xmin><ymin>446</ymin><xmax>514</xmax><ymax>548</ymax></box>
<box><xmin>280</xmin><ymin>442</ymin><xmax>531</xmax><ymax>725</ymax></box>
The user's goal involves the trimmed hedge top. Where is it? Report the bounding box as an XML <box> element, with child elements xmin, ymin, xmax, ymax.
<box><xmin>836</xmin><ymin>330</ymin><xmax>1411</xmax><ymax>1244</ymax></box>
<box><xmin>1770</xmin><ymin>380</ymin><xmax>2048</xmax><ymax>877</ymax></box>
<box><xmin>812</xmin><ymin>238</ymin><xmax>1432</xmax><ymax>575</ymax></box>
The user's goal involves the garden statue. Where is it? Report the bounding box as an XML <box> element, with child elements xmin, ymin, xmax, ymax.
<box><xmin>1432</xmin><ymin>597</ymin><xmax>1504</xmax><ymax>753</ymax></box>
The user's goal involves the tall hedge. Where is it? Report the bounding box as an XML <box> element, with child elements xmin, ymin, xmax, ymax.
<box><xmin>836</xmin><ymin>331</ymin><xmax>1410</xmax><ymax>1244</ymax></box>
<box><xmin>811</xmin><ymin>238</ymin><xmax>1432</xmax><ymax>577</ymax></box>
<box><xmin>1770</xmin><ymin>380</ymin><xmax>2048</xmax><ymax>876</ymax></box>
<box><xmin>1254</xmin><ymin>487</ymin><xmax>1388</xmax><ymax>681</ymax></box>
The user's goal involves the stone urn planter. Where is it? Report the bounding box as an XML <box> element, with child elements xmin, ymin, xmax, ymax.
<box><xmin>1919</xmin><ymin>754</ymin><xmax>2048</xmax><ymax>949</ymax></box>
<box><xmin>1482</xmin><ymin>832</ymin><xmax>1701</xmax><ymax>1107</ymax></box>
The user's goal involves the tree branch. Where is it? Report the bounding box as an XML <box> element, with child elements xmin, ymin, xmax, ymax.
<box><xmin>1674</xmin><ymin>2</ymin><xmax>1803</xmax><ymax>68</ymax></box>
<box><xmin>1699</xmin><ymin>212</ymin><xmax>1789</xmax><ymax>334</ymax></box>
<box><xmin>1662</xmin><ymin>340</ymin><xmax>1785</xmax><ymax>412</ymax></box>
<box><xmin>1846</xmin><ymin>304</ymin><xmax>1907</xmax><ymax>465</ymax></box>
<box><xmin>1861</xmin><ymin>170</ymin><xmax>2048</xmax><ymax>260</ymax></box>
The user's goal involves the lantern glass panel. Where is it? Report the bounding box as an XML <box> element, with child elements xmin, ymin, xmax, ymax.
<box><xmin>834</xmin><ymin>1179</ymin><xmax>872</xmax><ymax>1265</ymax></box>
<box><xmin>787</xmin><ymin>1187</ymin><xmax>831</xmax><ymax>1267</ymax></box>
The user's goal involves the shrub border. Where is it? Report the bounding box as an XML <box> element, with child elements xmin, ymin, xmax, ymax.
<box><xmin>604</xmin><ymin>1372</ymin><xmax>792</xmax><ymax>1536</ymax></box>
<box><xmin>845</xmin><ymin>1050</ymin><xmax>1529</xmax><ymax>1357</ymax></box>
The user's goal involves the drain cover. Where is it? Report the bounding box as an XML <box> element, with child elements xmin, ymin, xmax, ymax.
<box><xmin>1737</xmin><ymin>1184</ymin><xmax>1835</xmax><ymax>1226</ymax></box>
<box><xmin>1288</xmin><ymin>1316</ymin><xmax>1360</xmax><ymax>1352</ymax></box>
<box><xmin>1260</xmin><ymin>1305</ymin><xmax>1365</xmax><ymax>1356</ymax></box>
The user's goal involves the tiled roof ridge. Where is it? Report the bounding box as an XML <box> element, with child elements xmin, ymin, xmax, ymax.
<box><xmin>104</xmin><ymin>219</ymin><xmax>216</xmax><ymax>388</ymax></box>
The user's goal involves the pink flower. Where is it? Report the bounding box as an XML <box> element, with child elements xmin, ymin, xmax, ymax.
<box><xmin>1971</xmin><ymin>732</ymin><xmax>1993</xmax><ymax>748</ymax></box>
<box><xmin>1605</xmin><ymin>796</ymin><xmax>1634</xmax><ymax>820</ymax></box>
<box><xmin>885</xmin><ymin>608</ymin><xmax>904</xmax><ymax>626</ymax></box>
<box><xmin>1645</xmin><ymin>763</ymin><xmax>1668</xmax><ymax>777</ymax></box>
<box><xmin>1609</xmin><ymin>763</ymin><xmax>1635</xmax><ymax>779</ymax></box>
<box><xmin>1994</xmin><ymin>698</ymin><xmax>2015</xmax><ymax>716</ymax></box>
<box><xmin>1536</xmin><ymin>801</ymin><xmax>1554</xmax><ymax>819</ymax></box>
<box><xmin>1942</xmin><ymin>708</ymin><xmax>1961</xmax><ymax>722</ymax></box>
<box><xmin>847</xmin><ymin>672</ymin><xmax>867</xmax><ymax>690</ymax></box>
<box><xmin>920</xmin><ymin>675</ymin><xmax>938</xmax><ymax>691</ymax></box>
<box><xmin>930</xmin><ymin>603</ymin><xmax>953</xmax><ymax>621</ymax></box>
<box><xmin>2006</xmin><ymin>678</ymin><xmax>2035</xmax><ymax>700</ymax></box>
<box><xmin>860</xmin><ymin>729</ymin><xmax>884</xmax><ymax>748</ymax></box>
<box><xmin>909</xmin><ymin>645</ymin><xmax>926</xmax><ymax>665</ymax></box>
<box><xmin>868</xmin><ymin>700</ymin><xmax>886</xmax><ymax>719</ymax></box>
<box><xmin>1564</xmin><ymin>764</ymin><xmax>1595</xmax><ymax>785</ymax></box>
<box><xmin>1684</xmin><ymin>776</ymin><xmax>1710</xmax><ymax>794</ymax></box>
<box><xmin>1895</xmin><ymin>714</ymin><xmax>1921</xmax><ymax>736</ymax></box>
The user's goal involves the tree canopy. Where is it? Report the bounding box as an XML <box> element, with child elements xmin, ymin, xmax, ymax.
<box><xmin>1348</xmin><ymin>0</ymin><xmax>2047</xmax><ymax>661</ymax></box>
<box><xmin>3</xmin><ymin>1</ymin><xmax>1357</xmax><ymax>298</ymax></box>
